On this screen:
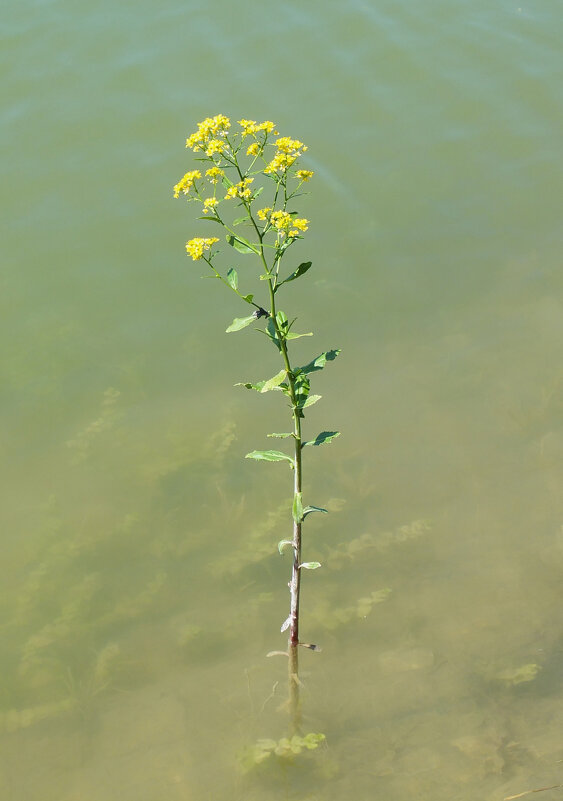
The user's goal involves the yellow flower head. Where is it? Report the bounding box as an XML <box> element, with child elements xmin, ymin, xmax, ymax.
<box><xmin>205</xmin><ymin>138</ymin><xmax>226</xmax><ymax>157</ymax></box>
<box><xmin>225</xmin><ymin>177</ymin><xmax>254</xmax><ymax>200</ymax></box>
<box><xmin>268</xmin><ymin>211</ymin><xmax>309</xmax><ymax>238</ymax></box>
<box><xmin>270</xmin><ymin>210</ymin><xmax>293</xmax><ymax>231</ymax></box>
<box><xmin>256</xmin><ymin>120</ymin><xmax>277</xmax><ymax>134</ymax></box>
<box><xmin>185</xmin><ymin>237</ymin><xmax>219</xmax><ymax>261</ymax></box>
<box><xmin>238</xmin><ymin>119</ymin><xmax>257</xmax><ymax>136</ymax></box>
<box><xmin>257</xmin><ymin>207</ymin><xmax>272</xmax><ymax>221</ymax></box>
<box><xmin>246</xmin><ymin>142</ymin><xmax>260</xmax><ymax>156</ymax></box>
<box><xmin>186</xmin><ymin>114</ymin><xmax>231</xmax><ymax>151</ymax></box>
<box><xmin>205</xmin><ymin>166</ymin><xmax>225</xmax><ymax>183</ymax></box>
<box><xmin>203</xmin><ymin>197</ymin><xmax>219</xmax><ymax>214</ymax></box>
<box><xmin>288</xmin><ymin>218</ymin><xmax>309</xmax><ymax>237</ymax></box>
<box><xmin>264</xmin><ymin>136</ymin><xmax>308</xmax><ymax>174</ymax></box>
<box><xmin>296</xmin><ymin>170</ymin><xmax>314</xmax><ymax>182</ymax></box>
<box><xmin>173</xmin><ymin>170</ymin><xmax>202</xmax><ymax>198</ymax></box>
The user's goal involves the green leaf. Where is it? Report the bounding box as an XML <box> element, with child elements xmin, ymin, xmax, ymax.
<box><xmin>292</xmin><ymin>492</ymin><xmax>303</xmax><ymax>524</ymax></box>
<box><xmin>226</xmin><ymin>234</ymin><xmax>257</xmax><ymax>254</ymax></box>
<box><xmin>267</xmin><ymin>432</ymin><xmax>293</xmax><ymax>438</ymax></box>
<box><xmin>303</xmin><ymin>431</ymin><xmax>341</xmax><ymax>447</ymax></box>
<box><xmin>265</xmin><ymin>318</ymin><xmax>281</xmax><ymax>351</ymax></box>
<box><xmin>233</xmin><ymin>215</ymin><xmax>250</xmax><ymax>226</ymax></box>
<box><xmin>241</xmin><ymin>293</ymin><xmax>254</xmax><ymax>304</ymax></box>
<box><xmin>286</xmin><ymin>331</ymin><xmax>313</xmax><ymax>340</ymax></box>
<box><xmin>303</xmin><ymin>394</ymin><xmax>321</xmax><ymax>408</ymax></box>
<box><xmin>277</xmin><ymin>261</ymin><xmax>312</xmax><ymax>290</ymax></box>
<box><xmin>235</xmin><ymin>380</ymin><xmax>266</xmax><ymax>391</ymax></box>
<box><xmin>299</xmin><ymin>562</ymin><xmax>321</xmax><ymax>570</ymax></box>
<box><xmin>245</xmin><ymin>450</ymin><xmax>294</xmax><ymax>464</ymax></box>
<box><xmin>197</xmin><ymin>215</ymin><xmax>221</xmax><ymax>224</ymax></box>
<box><xmin>298</xmin><ymin>349</ymin><xmax>341</xmax><ymax>375</ymax></box>
<box><xmin>226</xmin><ymin>315</ymin><xmax>257</xmax><ymax>333</ymax></box>
<box><xmin>226</xmin><ymin>268</ymin><xmax>238</xmax><ymax>290</ymax></box>
<box><xmin>260</xmin><ymin>369</ymin><xmax>287</xmax><ymax>392</ymax></box>
<box><xmin>302</xmin><ymin>505</ymin><xmax>328</xmax><ymax>519</ymax></box>
<box><xmin>278</xmin><ymin>540</ymin><xmax>293</xmax><ymax>555</ymax></box>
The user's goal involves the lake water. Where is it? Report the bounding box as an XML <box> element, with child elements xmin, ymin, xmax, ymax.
<box><xmin>1</xmin><ymin>0</ymin><xmax>562</xmax><ymax>798</ymax></box>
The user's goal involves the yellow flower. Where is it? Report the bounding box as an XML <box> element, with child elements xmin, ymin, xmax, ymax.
<box><xmin>225</xmin><ymin>177</ymin><xmax>254</xmax><ymax>200</ymax></box>
<box><xmin>203</xmin><ymin>197</ymin><xmax>219</xmax><ymax>214</ymax></box>
<box><xmin>185</xmin><ymin>237</ymin><xmax>219</xmax><ymax>261</ymax></box>
<box><xmin>264</xmin><ymin>136</ymin><xmax>308</xmax><ymax>174</ymax></box>
<box><xmin>186</xmin><ymin>114</ymin><xmax>231</xmax><ymax>151</ymax></box>
<box><xmin>173</xmin><ymin>170</ymin><xmax>201</xmax><ymax>198</ymax></box>
<box><xmin>256</xmin><ymin>120</ymin><xmax>277</xmax><ymax>133</ymax></box>
<box><xmin>275</xmin><ymin>136</ymin><xmax>307</xmax><ymax>154</ymax></box>
<box><xmin>238</xmin><ymin>119</ymin><xmax>257</xmax><ymax>136</ymax></box>
<box><xmin>296</xmin><ymin>170</ymin><xmax>314</xmax><ymax>182</ymax></box>
<box><xmin>246</xmin><ymin>142</ymin><xmax>260</xmax><ymax>156</ymax></box>
<box><xmin>205</xmin><ymin>138</ymin><xmax>226</xmax><ymax>157</ymax></box>
<box><xmin>205</xmin><ymin>166</ymin><xmax>225</xmax><ymax>183</ymax></box>
<box><xmin>257</xmin><ymin>207</ymin><xmax>272</xmax><ymax>221</ymax></box>
<box><xmin>291</xmin><ymin>218</ymin><xmax>308</xmax><ymax>232</ymax></box>
<box><xmin>270</xmin><ymin>210</ymin><xmax>292</xmax><ymax>231</ymax></box>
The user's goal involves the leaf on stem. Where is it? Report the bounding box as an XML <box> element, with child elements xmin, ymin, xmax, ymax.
<box><xmin>302</xmin><ymin>505</ymin><xmax>328</xmax><ymax>519</ymax></box>
<box><xmin>303</xmin><ymin>431</ymin><xmax>341</xmax><ymax>447</ymax></box>
<box><xmin>226</xmin><ymin>268</ymin><xmax>238</xmax><ymax>290</ymax></box>
<box><xmin>286</xmin><ymin>331</ymin><xmax>313</xmax><ymax>340</ymax></box>
<box><xmin>226</xmin><ymin>315</ymin><xmax>257</xmax><ymax>333</ymax></box>
<box><xmin>303</xmin><ymin>394</ymin><xmax>322</xmax><ymax>408</ymax></box>
<box><xmin>226</xmin><ymin>234</ymin><xmax>258</xmax><ymax>254</ymax></box>
<box><xmin>260</xmin><ymin>369</ymin><xmax>287</xmax><ymax>392</ymax></box>
<box><xmin>280</xmin><ymin>616</ymin><xmax>291</xmax><ymax>633</ymax></box>
<box><xmin>197</xmin><ymin>215</ymin><xmax>222</xmax><ymax>224</ymax></box>
<box><xmin>292</xmin><ymin>492</ymin><xmax>303</xmax><ymax>524</ymax></box>
<box><xmin>233</xmin><ymin>215</ymin><xmax>250</xmax><ymax>226</ymax></box>
<box><xmin>267</xmin><ymin>432</ymin><xmax>293</xmax><ymax>438</ymax></box>
<box><xmin>241</xmin><ymin>293</ymin><xmax>254</xmax><ymax>304</ymax></box>
<box><xmin>297</xmin><ymin>349</ymin><xmax>341</xmax><ymax>375</ymax></box>
<box><xmin>245</xmin><ymin>450</ymin><xmax>294</xmax><ymax>464</ymax></box>
<box><xmin>278</xmin><ymin>540</ymin><xmax>293</xmax><ymax>554</ymax></box>
<box><xmin>235</xmin><ymin>380</ymin><xmax>266</xmax><ymax>391</ymax></box>
<box><xmin>276</xmin><ymin>261</ymin><xmax>312</xmax><ymax>291</ymax></box>
<box><xmin>299</xmin><ymin>562</ymin><xmax>321</xmax><ymax>570</ymax></box>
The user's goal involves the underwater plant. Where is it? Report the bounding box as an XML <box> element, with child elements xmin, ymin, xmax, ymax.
<box><xmin>174</xmin><ymin>115</ymin><xmax>340</xmax><ymax>730</ymax></box>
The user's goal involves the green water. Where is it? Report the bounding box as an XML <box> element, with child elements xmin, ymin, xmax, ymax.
<box><xmin>2</xmin><ymin>0</ymin><xmax>562</xmax><ymax>798</ymax></box>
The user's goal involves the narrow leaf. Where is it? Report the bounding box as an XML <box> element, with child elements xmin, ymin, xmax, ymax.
<box><xmin>226</xmin><ymin>234</ymin><xmax>257</xmax><ymax>254</ymax></box>
<box><xmin>303</xmin><ymin>394</ymin><xmax>321</xmax><ymax>408</ymax></box>
<box><xmin>260</xmin><ymin>369</ymin><xmax>287</xmax><ymax>393</ymax></box>
<box><xmin>299</xmin><ymin>562</ymin><xmax>321</xmax><ymax>570</ymax></box>
<box><xmin>266</xmin><ymin>318</ymin><xmax>281</xmax><ymax>351</ymax></box>
<box><xmin>278</xmin><ymin>540</ymin><xmax>293</xmax><ymax>555</ymax></box>
<box><xmin>286</xmin><ymin>332</ymin><xmax>313</xmax><ymax>340</ymax></box>
<box><xmin>267</xmin><ymin>432</ymin><xmax>293</xmax><ymax>438</ymax></box>
<box><xmin>292</xmin><ymin>492</ymin><xmax>303</xmax><ymax>524</ymax></box>
<box><xmin>226</xmin><ymin>315</ymin><xmax>256</xmax><ymax>333</ymax></box>
<box><xmin>280</xmin><ymin>616</ymin><xmax>291</xmax><ymax>633</ymax></box>
<box><xmin>302</xmin><ymin>505</ymin><xmax>328</xmax><ymax>519</ymax></box>
<box><xmin>226</xmin><ymin>268</ymin><xmax>238</xmax><ymax>290</ymax></box>
<box><xmin>245</xmin><ymin>450</ymin><xmax>294</xmax><ymax>464</ymax></box>
<box><xmin>278</xmin><ymin>261</ymin><xmax>312</xmax><ymax>288</ymax></box>
<box><xmin>197</xmin><ymin>215</ymin><xmax>222</xmax><ymax>224</ymax></box>
<box><xmin>298</xmin><ymin>349</ymin><xmax>341</xmax><ymax>375</ymax></box>
<box><xmin>233</xmin><ymin>215</ymin><xmax>250</xmax><ymax>226</ymax></box>
<box><xmin>303</xmin><ymin>431</ymin><xmax>341</xmax><ymax>447</ymax></box>
<box><xmin>235</xmin><ymin>380</ymin><xmax>266</xmax><ymax>391</ymax></box>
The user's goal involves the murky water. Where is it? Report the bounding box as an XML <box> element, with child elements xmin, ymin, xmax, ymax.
<box><xmin>1</xmin><ymin>0</ymin><xmax>562</xmax><ymax>798</ymax></box>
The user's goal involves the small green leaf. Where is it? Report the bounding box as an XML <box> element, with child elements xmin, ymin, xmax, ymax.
<box><xmin>226</xmin><ymin>234</ymin><xmax>257</xmax><ymax>254</ymax></box>
<box><xmin>277</xmin><ymin>261</ymin><xmax>312</xmax><ymax>289</ymax></box>
<box><xmin>299</xmin><ymin>562</ymin><xmax>321</xmax><ymax>570</ymax></box>
<box><xmin>226</xmin><ymin>315</ymin><xmax>256</xmax><ymax>333</ymax></box>
<box><xmin>298</xmin><ymin>349</ymin><xmax>341</xmax><ymax>375</ymax></box>
<box><xmin>303</xmin><ymin>431</ymin><xmax>341</xmax><ymax>447</ymax></box>
<box><xmin>197</xmin><ymin>215</ymin><xmax>222</xmax><ymax>224</ymax></box>
<box><xmin>260</xmin><ymin>369</ymin><xmax>287</xmax><ymax>393</ymax></box>
<box><xmin>226</xmin><ymin>268</ymin><xmax>238</xmax><ymax>290</ymax></box>
<box><xmin>267</xmin><ymin>432</ymin><xmax>293</xmax><ymax>438</ymax></box>
<box><xmin>235</xmin><ymin>380</ymin><xmax>266</xmax><ymax>391</ymax></box>
<box><xmin>245</xmin><ymin>450</ymin><xmax>294</xmax><ymax>464</ymax></box>
<box><xmin>278</xmin><ymin>540</ymin><xmax>293</xmax><ymax>554</ymax></box>
<box><xmin>260</xmin><ymin>274</ymin><xmax>272</xmax><ymax>281</ymax></box>
<box><xmin>303</xmin><ymin>394</ymin><xmax>321</xmax><ymax>408</ymax></box>
<box><xmin>302</xmin><ymin>505</ymin><xmax>328</xmax><ymax>519</ymax></box>
<box><xmin>292</xmin><ymin>492</ymin><xmax>303</xmax><ymax>524</ymax></box>
<box><xmin>233</xmin><ymin>215</ymin><xmax>250</xmax><ymax>226</ymax></box>
<box><xmin>286</xmin><ymin>331</ymin><xmax>313</xmax><ymax>340</ymax></box>
<box><xmin>241</xmin><ymin>293</ymin><xmax>254</xmax><ymax>304</ymax></box>
<box><xmin>265</xmin><ymin>318</ymin><xmax>281</xmax><ymax>351</ymax></box>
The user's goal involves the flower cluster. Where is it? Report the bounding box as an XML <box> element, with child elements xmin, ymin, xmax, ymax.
<box><xmin>186</xmin><ymin>114</ymin><xmax>231</xmax><ymax>153</ymax></box>
<box><xmin>238</xmin><ymin>119</ymin><xmax>277</xmax><ymax>136</ymax></box>
<box><xmin>185</xmin><ymin>237</ymin><xmax>219</xmax><ymax>261</ymax></box>
<box><xmin>205</xmin><ymin>166</ymin><xmax>225</xmax><ymax>183</ymax></box>
<box><xmin>225</xmin><ymin>177</ymin><xmax>254</xmax><ymax>200</ymax></box>
<box><xmin>258</xmin><ymin>208</ymin><xmax>309</xmax><ymax>238</ymax></box>
<box><xmin>173</xmin><ymin>170</ymin><xmax>201</xmax><ymax>198</ymax></box>
<box><xmin>265</xmin><ymin>137</ymin><xmax>308</xmax><ymax>174</ymax></box>
<box><xmin>202</xmin><ymin>197</ymin><xmax>219</xmax><ymax>214</ymax></box>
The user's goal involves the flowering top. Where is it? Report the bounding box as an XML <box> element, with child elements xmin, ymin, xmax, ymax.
<box><xmin>173</xmin><ymin>170</ymin><xmax>201</xmax><ymax>198</ymax></box>
<box><xmin>186</xmin><ymin>114</ymin><xmax>231</xmax><ymax>152</ymax></box>
<box><xmin>185</xmin><ymin>237</ymin><xmax>219</xmax><ymax>261</ymax></box>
